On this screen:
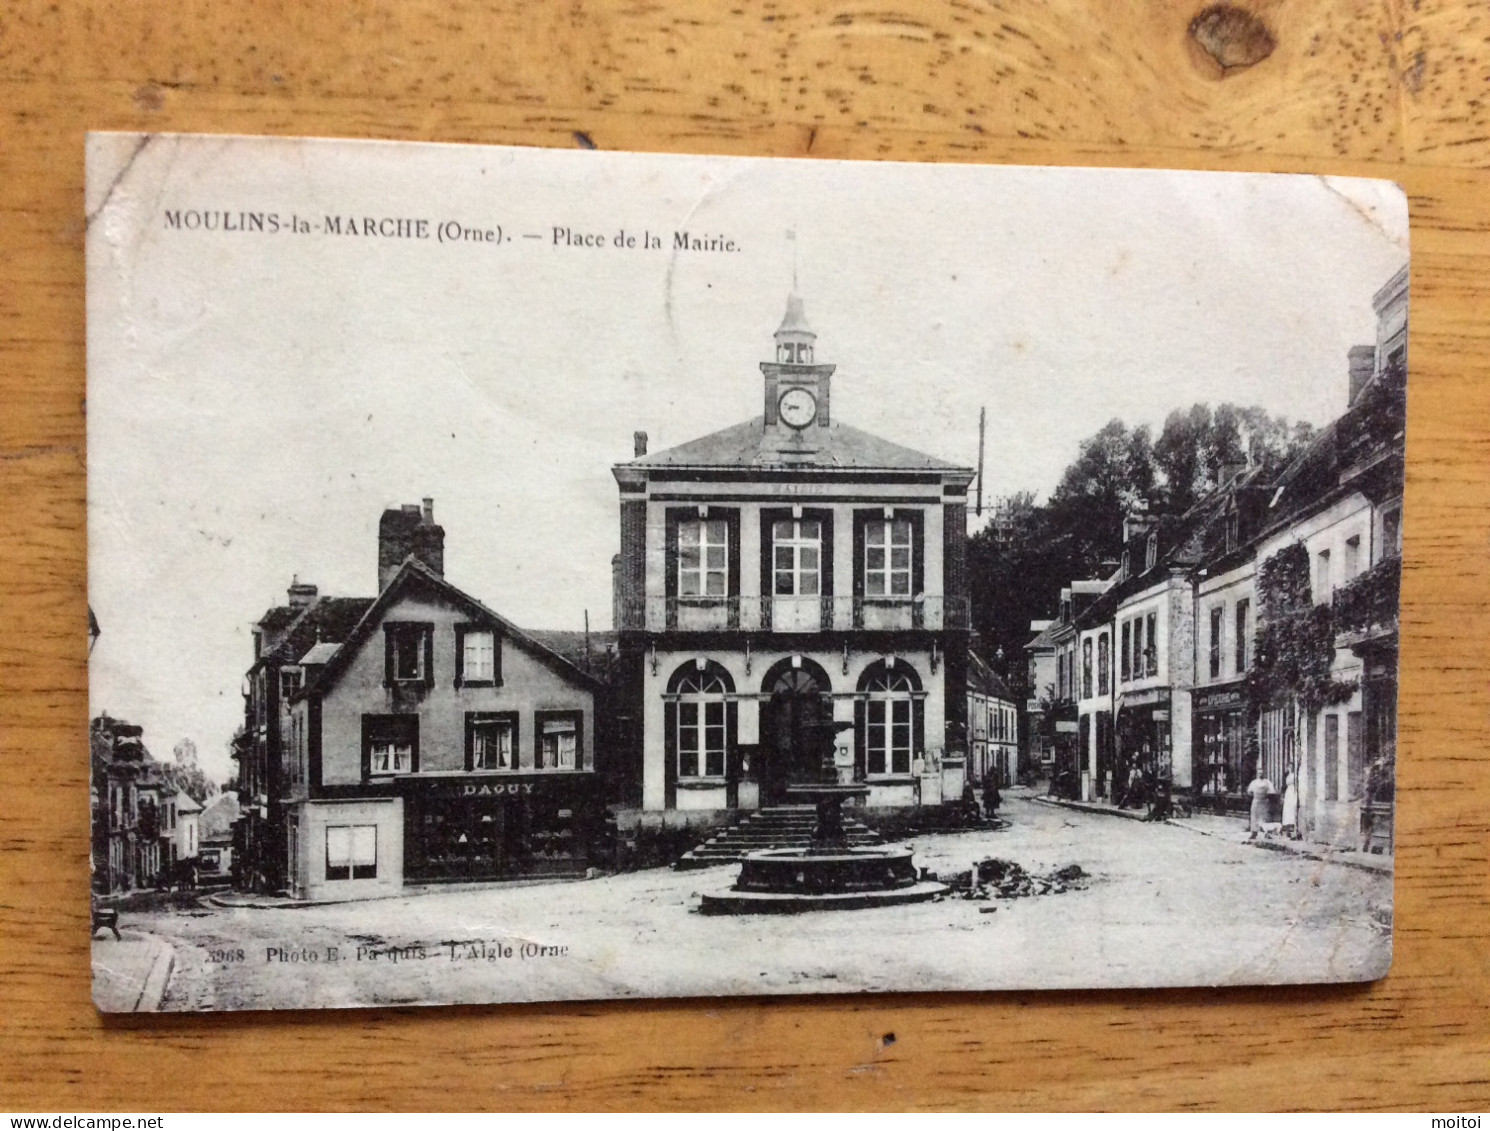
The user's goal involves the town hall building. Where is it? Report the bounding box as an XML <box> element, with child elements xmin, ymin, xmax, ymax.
<box><xmin>611</xmin><ymin>296</ymin><xmax>976</xmax><ymax>819</ymax></box>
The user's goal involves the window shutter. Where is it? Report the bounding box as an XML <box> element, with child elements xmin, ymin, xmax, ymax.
<box><xmin>422</xmin><ymin>626</ymin><xmax>434</xmax><ymax>688</ymax></box>
<box><xmin>762</xmin><ymin>509</ymin><xmax>786</xmax><ymax>622</ymax></box>
<box><xmin>463</xmin><ymin>711</ymin><xmax>474</xmax><ymax>771</ymax></box>
<box><xmin>907</xmin><ymin>509</ymin><xmax>925</xmax><ymax>596</ymax></box>
<box><xmin>724</xmin><ymin>509</ymin><xmax>742</xmax><ymax>628</ymax></box>
<box><xmin>913</xmin><ymin>696</ymin><xmax>925</xmax><ymax>764</ymax></box>
<box><xmin>575</xmin><ymin>712</ymin><xmax>586</xmax><ymax>773</ymax></box>
<box><xmin>664</xmin><ymin>509</ymin><xmax>680</xmax><ymax>630</ymax></box>
<box><xmin>383</xmin><ymin>627</ymin><xmax>394</xmax><ymax>687</ymax></box>
<box><xmin>664</xmin><ymin>701</ymin><xmax>678</xmax><ymax>809</ymax></box>
<box><xmin>492</xmin><ymin>632</ymin><xmax>503</xmax><ymax>687</ymax></box>
<box><xmin>454</xmin><ymin>626</ymin><xmax>465</xmax><ymax>688</ymax></box>
<box><xmin>854</xmin><ymin>699</ymin><xmax>867</xmax><ymax>781</ymax></box>
<box><xmin>852</xmin><ymin>510</ymin><xmax>868</xmax><ymax>627</ymax></box>
<box><xmin>725</xmin><ymin>698</ymin><xmax>738</xmax><ymax>775</ymax></box>
<box><xmin>816</xmin><ymin>510</ymin><xmax>834</xmax><ymax>598</ymax></box>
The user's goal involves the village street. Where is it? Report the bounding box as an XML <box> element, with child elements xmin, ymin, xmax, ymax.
<box><xmin>107</xmin><ymin>795</ymin><xmax>1392</xmax><ymax>1012</ymax></box>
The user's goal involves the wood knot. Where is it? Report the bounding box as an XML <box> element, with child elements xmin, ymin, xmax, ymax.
<box><xmin>1188</xmin><ymin>4</ymin><xmax>1276</xmax><ymax>77</ymax></box>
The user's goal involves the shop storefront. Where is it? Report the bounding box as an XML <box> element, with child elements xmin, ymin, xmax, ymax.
<box><xmin>1192</xmin><ymin>682</ymin><xmax>1253</xmax><ymax>814</ymax></box>
<box><xmin>1116</xmin><ymin>690</ymin><xmax>1172</xmax><ymax>786</ymax></box>
<box><xmin>401</xmin><ymin>775</ymin><xmax>605</xmax><ymax>883</ymax></box>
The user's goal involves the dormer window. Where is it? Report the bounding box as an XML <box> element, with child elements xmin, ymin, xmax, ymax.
<box><xmin>1145</xmin><ymin>533</ymin><xmax>1158</xmax><ymax>572</ymax></box>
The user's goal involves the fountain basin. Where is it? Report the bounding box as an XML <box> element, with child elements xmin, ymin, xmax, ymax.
<box><xmin>699</xmin><ymin>846</ymin><xmax>948</xmax><ymax>915</ymax></box>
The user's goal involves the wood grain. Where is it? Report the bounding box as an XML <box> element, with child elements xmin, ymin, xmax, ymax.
<box><xmin>2</xmin><ymin>0</ymin><xmax>1488</xmax><ymax>1112</ymax></box>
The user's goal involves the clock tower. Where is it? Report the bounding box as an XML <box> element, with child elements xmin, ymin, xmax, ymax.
<box><xmin>761</xmin><ymin>294</ymin><xmax>835</xmax><ymax>439</ymax></box>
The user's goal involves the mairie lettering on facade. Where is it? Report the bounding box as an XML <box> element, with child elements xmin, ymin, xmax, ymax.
<box><xmin>231</xmin><ymin>295</ymin><xmax>1012</xmax><ymax>901</ymax></box>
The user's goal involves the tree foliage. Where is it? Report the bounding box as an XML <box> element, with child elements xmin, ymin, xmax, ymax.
<box><xmin>968</xmin><ymin>403</ymin><xmax>1315</xmax><ymax>679</ymax></box>
<box><xmin>1246</xmin><ymin>544</ymin><xmax>1356</xmax><ymax>714</ymax></box>
<box><xmin>161</xmin><ymin>742</ymin><xmax>219</xmax><ymax>805</ymax></box>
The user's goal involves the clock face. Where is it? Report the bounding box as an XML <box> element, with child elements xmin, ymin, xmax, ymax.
<box><xmin>778</xmin><ymin>387</ymin><xmax>818</xmax><ymax>428</ymax></box>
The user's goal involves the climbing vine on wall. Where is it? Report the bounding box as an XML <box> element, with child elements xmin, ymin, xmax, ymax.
<box><xmin>1247</xmin><ymin>543</ymin><xmax>1357</xmax><ymax>715</ymax></box>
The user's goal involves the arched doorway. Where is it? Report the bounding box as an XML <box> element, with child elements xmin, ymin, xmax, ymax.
<box><xmin>760</xmin><ymin>659</ymin><xmax>832</xmax><ymax>806</ymax></box>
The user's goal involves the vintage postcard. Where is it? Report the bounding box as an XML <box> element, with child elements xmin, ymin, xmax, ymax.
<box><xmin>87</xmin><ymin>133</ymin><xmax>1407</xmax><ymax>1011</ymax></box>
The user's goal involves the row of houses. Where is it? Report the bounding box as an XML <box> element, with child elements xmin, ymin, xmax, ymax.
<box><xmin>232</xmin><ymin>295</ymin><xmax>1020</xmax><ymax>901</ymax></box>
<box><xmin>90</xmin><ymin>714</ymin><xmax>237</xmax><ymax>893</ymax></box>
<box><xmin>1025</xmin><ymin>265</ymin><xmax>1406</xmax><ymax>851</ymax></box>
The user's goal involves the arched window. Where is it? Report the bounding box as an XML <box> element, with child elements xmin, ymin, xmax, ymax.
<box><xmin>859</xmin><ymin>663</ymin><xmax>920</xmax><ymax>776</ymax></box>
<box><xmin>672</xmin><ymin>668</ymin><xmax>729</xmax><ymax>779</ymax></box>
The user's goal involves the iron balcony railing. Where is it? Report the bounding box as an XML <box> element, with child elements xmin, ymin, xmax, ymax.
<box><xmin>617</xmin><ymin>594</ymin><xmax>971</xmax><ymax>633</ymax></box>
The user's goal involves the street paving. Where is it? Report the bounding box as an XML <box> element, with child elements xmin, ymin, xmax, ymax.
<box><xmin>118</xmin><ymin>797</ymin><xmax>1392</xmax><ymax>1012</ymax></box>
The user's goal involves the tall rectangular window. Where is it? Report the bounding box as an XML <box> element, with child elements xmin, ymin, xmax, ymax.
<box><xmin>391</xmin><ymin>625</ymin><xmax>426</xmax><ymax>681</ymax></box>
<box><xmin>1209</xmin><ymin>606</ymin><xmax>1224</xmax><ymax>680</ymax></box>
<box><xmin>772</xmin><ymin>519</ymin><xmax>822</xmax><ymax>596</ymax></box>
<box><xmin>462</xmin><ymin>629</ymin><xmax>496</xmax><ymax>683</ymax></box>
<box><xmin>1347</xmin><ymin>711</ymin><xmax>1364</xmax><ymax>798</ymax></box>
<box><xmin>537</xmin><ymin>715</ymin><xmax>580</xmax><ymax>770</ymax></box>
<box><xmin>866</xmin><ymin>697</ymin><xmax>913</xmax><ymax>775</ymax></box>
<box><xmin>1324</xmin><ymin>713</ymin><xmax>1341</xmax><ymax>801</ymax></box>
<box><xmin>364</xmin><ymin>715</ymin><xmax>417</xmax><ymax>776</ymax></box>
<box><xmin>1120</xmin><ymin>621</ymin><xmax>1131</xmax><ymax>682</ymax></box>
<box><xmin>326</xmin><ymin>825</ymin><xmax>377</xmax><ymax>881</ymax></box>
<box><xmin>1144</xmin><ymin>612</ymin><xmax>1158</xmax><ymax>675</ymax></box>
<box><xmin>1097</xmin><ymin>633</ymin><xmax>1110</xmax><ymax>696</ymax></box>
<box><xmin>1381</xmin><ymin>505</ymin><xmax>1402</xmax><ymax>559</ymax></box>
<box><xmin>467</xmin><ymin>713</ymin><xmax>516</xmax><ymax>771</ymax></box>
<box><xmin>1315</xmin><ymin>548</ymin><xmax>1333</xmax><ymax>603</ymax></box>
<box><xmin>678</xmin><ymin>518</ymin><xmax>729</xmax><ymax>597</ymax></box>
<box><xmin>1235</xmin><ymin>598</ymin><xmax>1251</xmax><ymax>674</ymax></box>
<box><xmin>1343</xmin><ymin>535</ymin><xmax>1361</xmax><ymax>581</ymax></box>
<box><xmin>864</xmin><ymin>519</ymin><xmax>913</xmax><ymax>597</ymax></box>
<box><xmin>677</xmin><ymin>699</ymin><xmax>726</xmax><ymax>778</ymax></box>
<box><xmin>1081</xmin><ymin>638</ymin><xmax>1093</xmax><ymax>699</ymax></box>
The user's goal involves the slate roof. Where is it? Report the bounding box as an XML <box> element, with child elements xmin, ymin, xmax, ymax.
<box><xmin>622</xmin><ymin>416</ymin><xmax>971</xmax><ymax>475</ymax></box>
<box><xmin>297</xmin><ymin>641</ymin><xmax>342</xmax><ymax>666</ymax></box>
<box><xmin>524</xmin><ymin>629</ymin><xmax>620</xmax><ymax>672</ymax></box>
<box><xmin>1024</xmin><ymin>622</ymin><xmax>1061</xmax><ymax>652</ymax></box>
<box><xmin>255</xmin><ymin>596</ymin><xmax>377</xmax><ymax>668</ymax></box>
<box><xmin>968</xmin><ymin>650</ymin><xmax>1016</xmax><ymax>701</ymax></box>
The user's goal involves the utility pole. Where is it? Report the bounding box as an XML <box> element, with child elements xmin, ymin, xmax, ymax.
<box><xmin>976</xmin><ymin>406</ymin><xmax>986</xmax><ymax>517</ymax></box>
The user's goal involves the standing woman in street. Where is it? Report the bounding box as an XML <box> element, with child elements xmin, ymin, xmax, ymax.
<box><xmin>1282</xmin><ymin>765</ymin><xmax>1300</xmax><ymax>839</ymax></box>
<box><xmin>1246</xmin><ymin>771</ymin><xmax>1275</xmax><ymax>838</ymax></box>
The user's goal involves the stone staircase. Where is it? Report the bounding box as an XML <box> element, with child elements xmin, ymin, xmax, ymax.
<box><xmin>674</xmin><ymin>805</ymin><xmax>885</xmax><ymax>870</ymax></box>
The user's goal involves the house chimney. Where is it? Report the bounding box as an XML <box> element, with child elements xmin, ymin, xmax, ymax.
<box><xmin>1122</xmin><ymin>509</ymin><xmax>1158</xmax><ymax>543</ymax></box>
<box><xmin>286</xmin><ymin>576</ymin><xmax>318</xmax><ymax>608</ymax></box>
<box><xmin>378</xmin><ymin>500</ymin><xmax>445</xmax><ymax>591</ymax></box>
<box><xmin>1348</xmin><ymin>344</ymin><xmax>1377</xmax><ymax>405</ymax></box>
<box><xmin>634</xmin><ymin>431</ymin><xmax>648</xmax><ymax>458</ymax></box>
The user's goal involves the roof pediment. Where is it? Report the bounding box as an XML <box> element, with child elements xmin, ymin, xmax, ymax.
<box><xmin>615</xmin><ymin>416</ymin><xmax>971</xmax><ymax>478</ymax></box>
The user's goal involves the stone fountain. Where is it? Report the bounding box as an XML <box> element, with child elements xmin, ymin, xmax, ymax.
<box><xmin>699</xmin><ymin>719</ymin><xmax>947</xmax><ymax>914</ymax></box>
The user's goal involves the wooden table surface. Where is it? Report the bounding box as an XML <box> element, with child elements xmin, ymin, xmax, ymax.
<box><xmin>2</xmin><ymin>0</ymin><xmax>1487</xmax><ymax>1112</ymax></box>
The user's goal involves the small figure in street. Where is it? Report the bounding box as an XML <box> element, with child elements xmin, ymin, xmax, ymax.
<box><xmin>1281</xmin><ymin>767</ymin><xmax>1300</xmax><ymax>839</ymax></box>
<box><xmin>1122</xmin><ymin>763</ymin><xmax>1145</xmax><ymax>810</ymax></box>
<box><xmin>1246</xmin><ymin>771</ymin><xmax>1275</xmax><ymax>839</ymax></box>
<box><xmin>982</xmin><ymin>767</ymin><xmax>1002</xmax><ymax>818</ymax></box>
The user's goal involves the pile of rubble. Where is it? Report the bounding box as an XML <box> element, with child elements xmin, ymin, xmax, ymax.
<box><xmin>941</xmin><ymin>858</ymin><xmax>1090</xmax><ymax>901</ymax></box>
